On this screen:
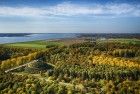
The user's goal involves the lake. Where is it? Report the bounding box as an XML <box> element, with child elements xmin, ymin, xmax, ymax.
<box><xmin>0</xmin><ymin>33</ymin><xmax>77</xmax><ymax>44</ymax></box>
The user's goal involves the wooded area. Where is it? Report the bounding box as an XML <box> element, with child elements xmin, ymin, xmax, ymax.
<box><xmin>0</xmin><ymin>39</ymin><xmax>140</xmax><ymax>94</ymax></box>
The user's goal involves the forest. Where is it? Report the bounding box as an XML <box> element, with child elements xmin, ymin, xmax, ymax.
<box><xmin>0</xmin><ymin>38</ymin><xmax>140</xmax><ymax>94</ymax></box>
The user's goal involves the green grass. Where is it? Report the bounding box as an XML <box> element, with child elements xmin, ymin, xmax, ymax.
<box><xmin>97</xmin><ymin>38</ymin><xmax>140</xmax><ymax>45</ymax></box>
<box><xmin>4</xmin><ymin>40</ymin><xmax>64</xmax><ymax>49</ymax></box>
<box><xmin>109</xmin><ymin>38</ymin><xmax>140</xmax><ymax>44</ymax></box>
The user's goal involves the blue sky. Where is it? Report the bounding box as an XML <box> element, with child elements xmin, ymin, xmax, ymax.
<box><xmin>0</xmin><ymin>0</ymin><xmax>140</xmax><ymax>33</ymax></box>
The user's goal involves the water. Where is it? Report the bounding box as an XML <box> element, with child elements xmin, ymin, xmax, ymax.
<box><xmin>0</xmin><ymin>33</ymin><xmax>77</xmax><ymax>44</ymax></box>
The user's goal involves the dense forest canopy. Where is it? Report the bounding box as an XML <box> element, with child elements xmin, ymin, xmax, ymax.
<box><xmin>0</xmin><ymin>38</ymin><xmax>140</xmax><ymax>94</ymax></box>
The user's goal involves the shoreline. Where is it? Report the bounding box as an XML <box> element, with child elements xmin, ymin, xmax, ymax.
<box><xmin>0</xmin><ymin>33</ymin><xmax>78</xmax><ymax>44</ymax></box>
<box><xmin>0</xmin><ymin>37</ymin><xmax>82</xmax><ymax>45</ymax></box>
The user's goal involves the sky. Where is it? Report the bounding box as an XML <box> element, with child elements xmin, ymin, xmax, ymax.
<box><xmin>0</xmin><ymin>0</ymin><xmax>140</xmax><ymax>33</ymax></box>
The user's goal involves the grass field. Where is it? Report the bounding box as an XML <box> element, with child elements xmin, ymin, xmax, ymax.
<box><xmin>109</xmin><ymin>38</ymin><xmax>140</xmax><ymax>44</ymax></box>
<box><xmin>3</xmin><ymin>38</ymin><xmax>85</xmax><ymax>49</ymax></box>
<box><xmin>97</xmin><ymin>38</ymin><xmax>140</xmax><ymax>45</ymax></box>
<box><xmin>4</xmin><ymin>40</ymin><xmax>64</xmax><ymax>49</ymax></box>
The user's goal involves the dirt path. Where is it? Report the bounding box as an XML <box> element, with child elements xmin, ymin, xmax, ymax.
<box><xmin>5</xmin><ymin>60</ymin><xmax>37</xmax><ymax>73</ymax></box>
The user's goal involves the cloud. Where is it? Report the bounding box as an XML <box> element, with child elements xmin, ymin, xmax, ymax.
<box><xmin>0</xmin><ymin>2</ymin><xmax>139</xmax><ymax>17</ymax></box>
